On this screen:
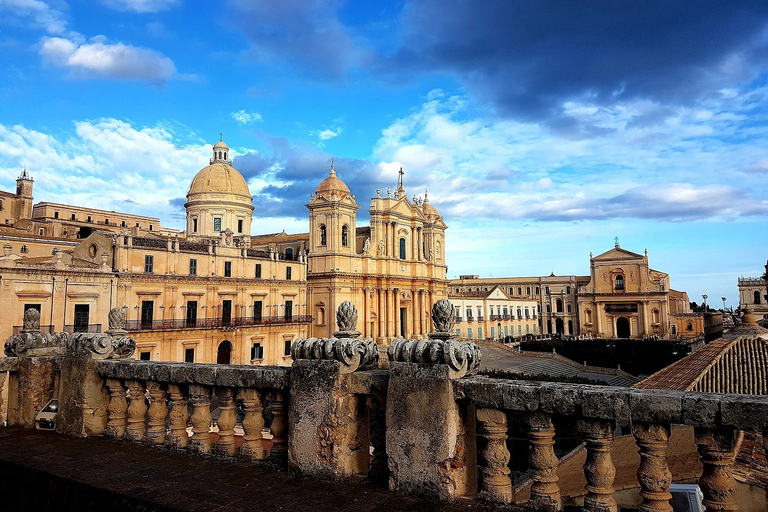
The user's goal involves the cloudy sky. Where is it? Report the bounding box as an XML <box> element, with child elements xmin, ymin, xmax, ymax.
<box><xmin>1</xmin><ymin>0</ymin><xmax>767</xmax><ymax>306</ymax></box>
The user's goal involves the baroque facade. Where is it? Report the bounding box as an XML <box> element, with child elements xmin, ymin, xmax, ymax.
<box><xmin>738</xmin><ymin>261</ymin><xmax>768</xmax><ymax>321</ymax></box>
<box><xmin>448</xmin><ymin>243</ymin><xmax>702</xmax><ymax>340</ymax></box>
<box><xmin>0</xmin><ymin>139</ymin><xmax>447</xmax><ymax>365</ymax></box>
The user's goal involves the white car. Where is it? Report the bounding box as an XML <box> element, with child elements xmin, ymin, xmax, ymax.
<box><xmin>35</xmin><ymin>399</ymin><xmax>58</xmax><ymax>430</ymax></box>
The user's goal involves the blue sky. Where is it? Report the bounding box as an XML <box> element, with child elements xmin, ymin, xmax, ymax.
<box><xmin>1</xmin><ymin>0</ymin><xmax>767</xmax><ymax>307</ymax></box>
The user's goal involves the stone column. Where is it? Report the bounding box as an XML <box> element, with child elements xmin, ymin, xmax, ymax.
<box><xmin>125</xmin><ymin>380</ymin><xmax>146</xmax><ymax>442</ymax></box>
<box><xmin>525</xmin><ymin>411</ymin><xmax>562</xmax><ymax>512</ymax></box>
<box><xmin>288</xmin><ymin>360</ymin><xmax>370</xmax><ymax>479</ymax></box>
<box><xmin>394</xmin><ymin>288</ymin><xmax>401</xmax><ymax>339</ymax></box>
<box><xmin>166</xmin><ymin>384</ymin><xmax>189</xmax><ymax>449</ymax></box>
<box><xmin>632</xmin><ymin>422</ymin><xmax>672</xmax><ymax>512</ymax></box>
<box><xmin>239</xmin><ymin>388</ymin><xmax>265</xmax><ymax>461</ymax></box>
<box><xmin>215</xmin><ymin>388</ymin><xmax>237</xmax><ymax>456</ymax></box>
<box><xmin>694</xmin><ymin>427</ymin><xmax>742</xmax><ymax>512</ymax></box>
<box><xmin>386</xmin><ymin>289</ymin><xmax>393</xmax><ymax>338</ymax></box>
<box><xmin>378</xmin><ymin>288</ymin><xmax>385</xmax><ymax>340</ymax></box>
<box><xmin>477</xmin><ymin>408</ymin><xmax>512</xmax><ymax>504</ymax></box>
<box><xmin>412</xmin><ymin>289</ymin><xmax>419</xmax><ymax>338</ymax></box>
<box><xmin>104</xmin><ymin>379</ymin><xmax>127</xmax><ymax>438</ymax></box>
<box><xmin>146</xmin><ymin>381</ymin><xmax>167</xmax><ymax>445</ymax></box>
<box><xmin>362</xmin><ymin>288</ymin><xmax>368</xmax><ymax>338</ymax></box>
<box><xmin>578</xmin><ymin>419</ymin><xmax>617</xmax><ymax>512</ymax></box>
<box><xmin>189</xmin><ymin>385</ymin><xmax>212</xmax><ymax>454</ymax></box>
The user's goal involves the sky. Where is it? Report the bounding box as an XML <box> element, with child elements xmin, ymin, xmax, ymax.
<box><xmin>1</xmin><ymin>0</ymin><xmax>767</xmax><ymax>307</ymax></box>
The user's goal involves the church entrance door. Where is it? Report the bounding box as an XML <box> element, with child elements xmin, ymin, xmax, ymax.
<box><xmin>217</xmin><ymin>340</ymin><xmax>232</xmax><ymax>364</ymax></box>
<box><xmin>555</xmin><ymin>318</ymin><xmax>564</xmax><ymax>334</ymax></box>
<box><xmin>616</xmin><ymin>317</ymin><xmax>630</xmax><ymax>338</ymax></box>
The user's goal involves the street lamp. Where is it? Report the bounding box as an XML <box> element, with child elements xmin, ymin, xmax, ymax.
<box><xmin>702</xmin><ymin>294</ymin><xmax>708</xmax><ymax>311</ymax></box>
<box><xmin>721</xmin><ymin>297</ymin><xmax>727</xmax><ymax>311</ymax></box>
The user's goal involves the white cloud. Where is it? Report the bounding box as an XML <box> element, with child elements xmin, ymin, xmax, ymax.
<box><xmin>40</xmin><ymin>36</ymin><xmax>177</xmax><ymax>83</ymax></box>
<box><xmin>231</xmin><ymin>110</ymin><xmax>263</xmax><ymax>125</ymax></box>
<box><xmin>100</xmin><ymin>0</ymin><xmax>178</xmax><ymax>13</ymax></box>
<box><xmin>0</xmin><ymin>119</ymin><xmax>210</xmax><ymax>224</ymax></box>
<box><xmin>318</xmin><ymin>128</ymin><xmax>341</xmax><ymax>140</ymax></box>
<box><xmin>373</xmin><ymin>89</ymin><xmax>768</xmax><ymax>222</ymax></box>
<box><xmin>0</xmin><ymin>0</ymin><xmax>68</xmax><ymax>34</ymax></box>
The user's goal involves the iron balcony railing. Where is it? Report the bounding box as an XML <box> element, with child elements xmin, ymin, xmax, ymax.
<box><xmin>12</xmin><ymin>325</ymin><xmax>54</xmax><ymax>336</ymax></box>
<box><xmin>63</xmin><ymin>324</ymin><xmax>103</xmax><ymax>334</ymax></box>
<box><xmin>124</xmin><ymin>315</ymin><xmax>313</xmax><ymax>331</ymax></box>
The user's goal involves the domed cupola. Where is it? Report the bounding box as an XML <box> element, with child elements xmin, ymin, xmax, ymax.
<box><xmin>314</xmin><ymin>159</ymin><xmax>351</xmax><ymax>200</ymax></box>
<box><xmin>184</xmin><ymin>135</ymin><xmax>254</xmax><ymax>238</ymax></box>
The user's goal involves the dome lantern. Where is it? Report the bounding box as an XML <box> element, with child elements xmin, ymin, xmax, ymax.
<box><xmin>211</xmin><ymin>132</ymin><xmax>231</xmax><ymax>164</ymax></box>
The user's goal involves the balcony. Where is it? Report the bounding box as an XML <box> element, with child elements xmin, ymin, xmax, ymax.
<box><xmin>63</xmin><ymin>324</ymin><xmax>102</xmax><ymax>334</ymax></box>
<box><xmin>124</xmin><ymin>315</ymin><xmax>313</xmax><ymax>331</ymax></box>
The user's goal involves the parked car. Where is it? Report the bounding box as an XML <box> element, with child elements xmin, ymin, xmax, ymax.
<box><xmin>35</xmin><ymin>399</ymin><xmax>58</xmax><ymax>430</ymax></box>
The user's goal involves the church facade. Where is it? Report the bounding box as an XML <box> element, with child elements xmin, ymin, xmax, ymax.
<box><xmin>0</xmin><ymin>139</ymin><xmax>447</xmax><ymax>365</ymax></box>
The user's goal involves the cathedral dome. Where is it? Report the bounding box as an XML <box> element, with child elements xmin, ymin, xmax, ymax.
<box><xmin>422</xmin><ymin>191</ymin><xmax>441</xmax><ymax>217</ymax></box>
<box><xmin>187</xmin><ymin>163</ymin><xmax>252</xmax><ymax>199</ymax></box>
<box><xmin>315</xmin><ymin>161</ymin><xmax>350</xmax><ymax>199</ymax></box>
<box><xmin>187</xmin><ymin>139</ymin><xmax>251</xmax><ymax>201</ymax></box>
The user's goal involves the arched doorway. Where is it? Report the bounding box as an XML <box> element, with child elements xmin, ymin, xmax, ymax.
<box><xmin>555</xmin><ymin>318</ymin><xmax>564</xmax><ymax>334</ymax></box>
<box><xmin>217</xmin><ymin>340</ymin><xmax>232</xmax><ymax>364</ymax></box>
<box><xmin>547</xmin><ymin>320</ymin><xmax>552</xmax><ymax>334</ymax></box>
<box><xmin>616</xmin><ymin>317</ymin><xmax>630</xmax><ymax>339</ymax></box>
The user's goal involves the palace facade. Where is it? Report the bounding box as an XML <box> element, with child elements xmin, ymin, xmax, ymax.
<box><xmin>0</xmin><ymin>139</ymin><xmax>448</xmax><ymax>365</ymax></box>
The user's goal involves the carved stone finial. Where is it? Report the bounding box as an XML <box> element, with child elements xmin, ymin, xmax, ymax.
<box><xmin>291</xmin><ymin>337</ymin><xmax>379</xmax><ymax>373</ymax></box>
<box><xmin>430</xmin><ymin>299</ymin><xmax>456</xmax><ymax>340</ymax></box>
<box><xmin>334</xmin><ymin>301</ymin><xmax>361</xmax><ymax>338</ymax></box>
<box><xmin>107</xmin><ymin>307</ymin><xmax>126</xmax><ymax>332</ymax></box>
<box><xmin>22</xmin><ymin>308</ymin><xmax>41</xmax><ymax>332</ymax></box>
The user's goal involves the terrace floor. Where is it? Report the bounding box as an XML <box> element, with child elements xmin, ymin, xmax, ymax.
<box><xmin>0</xmin><ymin>427</ymin><xmax>509</xmax><ymax>512</ymax></box>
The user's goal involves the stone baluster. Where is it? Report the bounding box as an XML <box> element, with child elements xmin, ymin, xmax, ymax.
<box><xmin>268</xmin><ymin>391</ymin><xmax>288</xmax><ymax>463</ymax></box>
<box><xmin>368</xmin><ymin>394</ymin><xmax>389</xmax><ymax>483</ymax></box>
<box><xmin>525</xmin><ymin>411</ymin><xmax>562</xmax><ymax>512</ymax></box>
<box><xmin>694</xmin><ymin>427</ymin><xmax>743</xmax><ymax>512</ymax></box>
<box><xmin>105</xmin><ymin>379</ymin><xmax>128</xmax><ymax>438</ymax></box>
<box><xmin>189</xmin><ymin>385</ymin><xmax>212</xmax><ymax>454</ymax></box>
<box><xmin>578</xmin><ymin>419</ymin><xmax>617</xmax><ymax>512</ymax></box>
<box><xmin>477</xmin><ymin>408</ymin><xmax>512</xmax><ymax>504</ymax></box>
<box><xmin>146</xmin><ymin>381</ymin><xmax>167</xmax><ymax>445</ymax></box>
<box><xmin>166</xmin><ymin>384</ymin><xmax>189</xmax><ymax>449</ymax></box>
<box><xmin>632</xmin><ymin>422</ymin><xmax>672</xmax><ymax>512</ymax></box>
<box><xmin>125</xmin><ymin>380</ymin><xmax>147</xmax><ymax>442</ymax></box>
<box><xmin>238</xmin><ymin>388</ymin><xmax>265</xmax><ymax>461</ymax></box>
<box><xmin>215</xmin><ymin>388</ymin><xmax>236</xmax><ymax>456</ymax></box>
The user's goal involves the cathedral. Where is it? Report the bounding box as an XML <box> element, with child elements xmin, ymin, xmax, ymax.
<box><xmin>0</xmin><ymin>139</ymin><xmax>448</xmax><ymax>365</ymax></box>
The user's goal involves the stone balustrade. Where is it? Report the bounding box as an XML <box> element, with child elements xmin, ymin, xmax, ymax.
<box><xmin>1</xmin><ymin>303</ymin><xmax>768</xmax><ymax>511</ymax></box>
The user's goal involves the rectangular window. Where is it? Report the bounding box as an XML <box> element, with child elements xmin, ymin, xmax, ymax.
<box><xmin>237</xmin><ymin>219</ymin><xmax>243</xmax><ymax>233</ymax></box>
<box><xmin>54</xmin><ymin>211</ymin><xmax>59</xmax><ymax>219</ymax></box>
<box><xmin>526</xmin><ymin>286</ymin><xmax>531</xmax><ymax>295</ymax></box>
<box><xmin>192</xmin><ymin>218</ymin><xmax>198</xmax><ymax>232</ymax></box>
<box><xmin>284</xmin><ymin>339</ymin><xmax>292</xmax><ymax>356</ymax></box>
<box><xmin>186</xmin><ymin>301</ymin><xmax>197</xmax><ymax>328</ymax></box>
<box><xmin>255</xmin><ymin>264</ymin><xmax>262</xmax><ymax>278</ymax></box>
<box><xmin>253</xmin><ymin>301</ymin><xmax>263</xmax><ymax>322</ymax></box>
<box><xmin>141</xmin><ymin>301</ymin><xmax>154</xmax><ymax>329</ymax></box>
<box><xmin>504</xmin><ymin>326</ymin><xmax>509</xmax><ymax>336</ymax></box>
<box><xmin>490</xmin><ymin>327</ymin><xmax>495</xmax><ymax>338</ymax></box>
<box><xmin>456</xmin><ymin>329</ymin><xmax>461</xmax><ymax>337</ymax></box>
<box><xmin>144</xmin><ymin>255</ymin><xmax>154</xmax><ymax>273</ymax></box>
<box><xmin>104</xmin><ymin>218</ymin><xmax>109</xmax><ymax>225</ymax></box>
<box><xmin>213</xmin><ymin>217</ymin><xmax>222</xmax><ymax>232</ymax></box>
<box><xmin>73</xmin><ymin>304</ymin><xmax>89</xmax><ymax>333</ymax></box>
<box><xmin>71</xmin><ymin>214</ymin><xmax>76</xmax><ymax>220</ymax></box>
<box><xmin>467</xmin><ymin>328</ymin><xmax>473</xmax><ymax>339</ymax></box>
<box><xmin>566</xmin><ymin>286</ymin><xmax>571</xmax><ymax>294</ymax></box>
<box><xmin>284</xmin><ymin>300</ymin><xmax>293</xmax><ymax>321</ymax></box>
<box><xmin>399</xmin><ymin>238</ymin><xmax>406</xmax><ymax>260</ymax></box>
<box><xmin>39</xmin><ymin>228</ymin><xmax>44</xmax><ymax>235</ymax></box>
<box><xmin>189</xmin><ymin>258</ymin><xmax>197</xmax><ymax>276</ymax></box>
<box><xmin>535</xmin><ymin>287</ymin><xmax>540</xmax><ymax>295</ymax></box>
<box><xmin>222</xmin><ymin>300</ymin><xmax>232</xmax><ymax>326</ymax></box>
<box><xmin>251</xmin><ymin>343</ymin><xmax>264</xmax><ymax>360</ymax></box>
<box><xmin>286</xmin><ymin>267</ymin><xmax>292</xmax><ymax>280</ymax></box>
<box><xmin>224</xmin><ymin>261</ymin><xmax>232</xmax><ymax>277</ymax></box>
<box><xmin>87</xmin><ymin>215</ymin><xmax>92</xmax><ymax>222</ymax></box>
<box><xmin>466</xmin><ymin>308</ymin><xmax>472</xmax><ymax>318</ymax></box>
<box><xmin>121</xmin><ymin>220</ymin><xmax>126</xmax><ymax>227</ymax></box>
<box><xmin>140</xmin><ymin>351</ymin><xmax>151</xmax><ymax>361</ymax></box>
<box><xmin>149</xmin><ymin>224</ymin><xmax>153</xmax><ymax>231</ymax></box>
<box><xmin>184</xmin><ymin>348</ymin><xmax>194</xmax><ymax>363</ymax></box>
<box><xmin>545</xmin><ymin>286</ymin><xmax>550</xmax><ymax>294</ymax></box>
<box><xmin>518</xmin><ymin>325</ymin><xmax>522</xmax><ymax>335</ymax></box>
<box><xmin>478</xmin><ymin>327</ymin><xmax>483</xmax><ymax>338</ymax></box>
<box><xmin>136</xmin><ymin>223</ymin><xmax>139</xmax><ymax>227</ymax></box>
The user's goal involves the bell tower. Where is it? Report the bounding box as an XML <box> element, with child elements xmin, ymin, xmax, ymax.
<box><xmin>15</xmin><ymin>169</ymin><xmax>33</xmax><ymax>221</ymax></box>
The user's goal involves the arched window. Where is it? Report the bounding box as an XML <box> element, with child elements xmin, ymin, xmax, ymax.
<box><xmin>399</xmin><ymin>237</ymin><xmax>406</xmax><ymax>259</ymax></box>
<box><xmin>566</xmin><ymin>304</ymin><xmax>572</xmax><ymax>313</ymax></box>
<box><xmin>556</xmin><ymin>299</ymin><xmax>563</xmax><ymax>313</ymax></box>
<box><xmin>319</xmin><ymin>225</ymin><xmax>327</xmax><ymax>246</ymax></box>
<box><xmin>342</xmin><ymin>225</ymin><xmax>349</xmax><ymax>247</ymax></box>
<box><xmin>224</xmin><ymin>151</ymin><xmax>227</xmax><ymax>160</ymax></box>
<box><xmin>20</xmin><ymin>245</ymin><xmax>28</xmax><ymax>253</ymax></box>
<box><xmin>671</xmin><ymin>325</ymin><xmax>677</xmax><ymax>335</ymax></box>
<box><xmin>755</xmin><ymin>291</ymin><xmax>762</xmax><ymax>304</ymax></box>
<box><xmin>316</xmin><ymin>306</ymin><xmax>326</xmax><ymax>326</ymax></box>
<box><xmin>285</xmin><ymin>248</ymin><xmax>293</xmax><ymax>260</ymax></box>
<box><xmin>652</xmin><ymin>309</ymin><xmax>660</xmax><ymax>324</ymax></box>
<box><xmin>615</xmin><ymin>275</ymin><xmax>625</xmax><ymax>291</ymax></box>
<box><xmin>218</xmin><ymin>151</ymin><xmax>222</xmax><ymax>160</ymax></box>
<box><xmin>585</xmin><ymin>309</ymin><xmax>592</xmax><ymax>323</ymax></box>
<box><xmin>687</xmin><ymin>321</ymin><xmax>694</xmax><ymax>331</ymax></box>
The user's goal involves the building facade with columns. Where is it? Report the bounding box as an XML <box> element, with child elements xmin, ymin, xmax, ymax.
<box><xmin>0</xmin><ymin>138</ymin><xmax>447</xmax><ymax>364</ymax></box>
<box><xmin>738</xmin><ymin>261</ymin><xmax>768</xmax><ymax>322</ymax></box>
